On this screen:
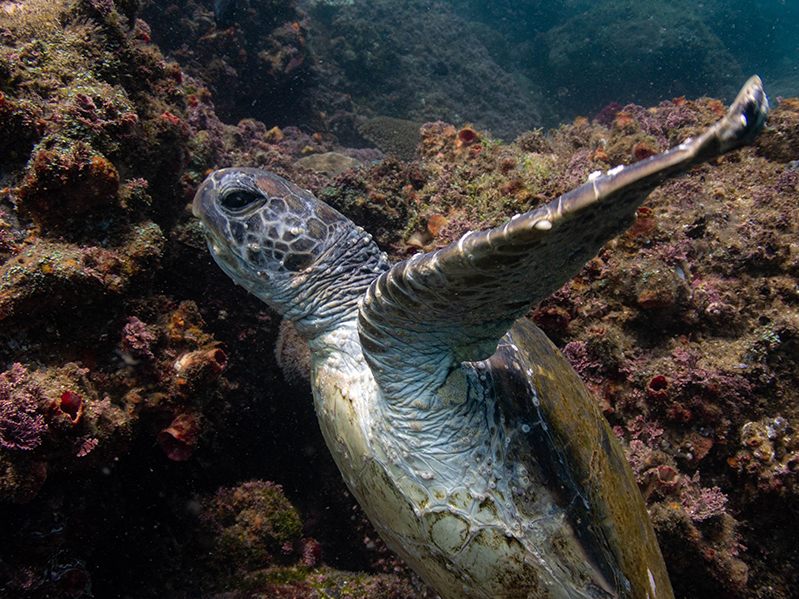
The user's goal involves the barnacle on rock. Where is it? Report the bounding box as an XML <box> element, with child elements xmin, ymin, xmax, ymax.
<box><xmin>456</xmin><ymin>126</ymin><xmax>479</xmax><ymax>148</ymax></box>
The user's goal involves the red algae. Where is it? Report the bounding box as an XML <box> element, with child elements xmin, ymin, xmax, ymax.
<box><xmin>56</xmin><ymin>391</ymin><xmax>83</xmax><ymax>425</ymax></box>
<box><xmin>0</xmin><ymin>0</ymin><xmax>795</xmax><ymax>596</ymax></box>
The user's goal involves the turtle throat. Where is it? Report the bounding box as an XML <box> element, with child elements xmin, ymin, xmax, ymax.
<box><xmin>284</xmin><ymin>225</ymin><xmax>391</xmax><ymax>338</ymax></box>
<box><xmin>212</xmin><ymin>225</ymin><xmax>387</xmax><ymax>338</ymax></box>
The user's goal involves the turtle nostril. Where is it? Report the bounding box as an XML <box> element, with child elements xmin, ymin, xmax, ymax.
<box><xmin>220</xmin><ymin>190</ymin><xmax>261</xmax><ymax>212</ymax></box>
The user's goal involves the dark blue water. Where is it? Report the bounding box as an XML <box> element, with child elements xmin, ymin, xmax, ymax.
<box><xmin>141</xmin><ymin>0</ymin><xmax>797</xmax><ymax>139</ymax></box>
<box><xmin>449</xmin><ymin>0</ymin><xmax>798</xmax><ymax>120</ymax></box>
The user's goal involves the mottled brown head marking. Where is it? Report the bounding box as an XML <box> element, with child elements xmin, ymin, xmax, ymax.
<box><xmin>192</xmin><ymin>167</ymin><xmax>389</xmax><ymax>328</ymax></box>
<box><xmin>192</xmin><ymin>167</ymin><xmax>355</xmax><ymax>293</ymax></box>
<box><xmin>255</xmin><ymin>174</ymin><xmax>289</xmax><ymax>196</ymax></box>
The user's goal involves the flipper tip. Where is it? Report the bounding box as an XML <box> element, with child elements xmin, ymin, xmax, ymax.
<box><xmin>723</xmin><ymin>75</ymin><xmax>769</xmax><ymax>149</ymax></box>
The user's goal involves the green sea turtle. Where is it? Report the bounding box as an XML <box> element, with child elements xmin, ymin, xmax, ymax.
<box><xmin>193</xmin><ymin>76</ymin><xmax>767</xmax><ymax>599</ymax></box>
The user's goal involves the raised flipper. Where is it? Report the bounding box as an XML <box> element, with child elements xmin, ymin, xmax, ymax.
<box><xmin>358</xmin><ymin>76</ymin><xmax>768</xmax><ymax>397</ymax></box>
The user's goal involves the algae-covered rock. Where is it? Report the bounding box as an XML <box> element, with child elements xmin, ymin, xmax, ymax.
<box><xmin>358</xmin><ymin>117</ymin><xmax>423</xmax><ymax>161</ymax></box>
<box><xmin>295</xmin><ymin>152</ymin><xmax>361</xmax><ymax>177</ymax></box>
<box><xmin>199</xmin><ymin>480</ymin><xmax>304</xmax><ymax>571</ymax></box>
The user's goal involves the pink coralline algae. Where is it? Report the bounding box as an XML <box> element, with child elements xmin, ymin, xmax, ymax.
<box><xmin>76</xmin><ymin>436</ymin><xmax>99</xmax><ymax>458</ymax></box>
<box><xmin>594</xmin><ymin>101</ymin><xmax>623</xmax><ymax>127</ymax></box>
<box><xmin>302</xmin><ymin>537</ymin><xmax>322</xmax><ymax>568</ymax></box>
<box><xmin>680</xmin><ymin>474</ymin><xmax>729</xmax><ymax>522</ymax></box>
<box><xmin>121</xmin><ymin>316</ymin><xmax>157</xmax><ymax>361</ymax></box>
<box><xmin>0</xmin><ymin>364</ymin><xmax>47</xmax><ymax>451</ymax></box>
<box><xmin>562</xmin><ymin>341</ymin><xmax>602</xmax><ymax>378</ymax></box>
<box><xmin>69</xmin><ymin>92</ymin><xmax>138</xmax><ymax>140</ymax></box>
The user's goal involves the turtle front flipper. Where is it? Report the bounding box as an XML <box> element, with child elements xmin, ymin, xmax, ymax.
<box><xmin>358</xmin><ymin>76</ymin><xmax>768</xmax><ymax>397</ymax></box>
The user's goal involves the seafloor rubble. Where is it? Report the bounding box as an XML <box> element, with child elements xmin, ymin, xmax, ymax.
<box><xmin>0</xmin><ymin>1</ymin><xmax>798</xmax><ymax>598</ymax></box>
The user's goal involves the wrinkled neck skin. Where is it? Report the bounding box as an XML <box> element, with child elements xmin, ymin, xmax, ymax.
<box><xmin>285</xmin><ymin>235</ymin><xmax>490</xmax><ymax>470</ymax></box>
<box><xmin>308</xmin><ymin>296</ymin><xmax>491</xmax><ymax>490</ymax></box>
<box><xmin>253</xmin><ymin>225</ymin><xmax>390</xmax><ymax>340</ymax></box>
<box><xmin>310</xmin><ymin>324</ymin><xmax>493</xmax><ymax>486</ymax></box>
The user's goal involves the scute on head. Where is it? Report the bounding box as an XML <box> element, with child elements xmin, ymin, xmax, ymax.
<box><xmin>192</xmin><ymin>168</ymin><xmax>352</xmax><ymax>294</ymax></box>
<box><xmin>285</xmin><ymin>192</ymin><xmax>306</xmax><ymax>214</ymax></box>
<box><xmin>315</xmin><ymin>202</ymin><xmax>344</xmax><ymax>225</ymax></box>
<box><xmin>269</xmin><ymin>197</ymin><xmax>287</xmax><ymax>214</ymax></box>
<box><xmin>306</xmin><ymin>217</ymin><xmax>327</xmax><ymax>240</ymax></box>
<box><xmin>255</xmin><ymin>170</ymin><xmax>293</xmax><ymax>197</ymax></box>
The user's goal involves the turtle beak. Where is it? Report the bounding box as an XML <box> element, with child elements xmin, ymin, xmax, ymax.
<box><xmin>191</xmin><ymin>170</ymin><xmax>246</xmax><ymax>279</ymax></box>
<box><xmin>192</xmin><ymin>171</ymin><xmax>221</xmax><ymax>219</ymax></box>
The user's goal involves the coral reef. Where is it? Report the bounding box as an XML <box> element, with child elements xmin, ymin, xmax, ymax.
<box><xmin>731</xmin><ymin>415</ymin><xmax>799</xmax><ymax>498</ymax></box>
<box><xmin>191</xmin><ymin>480</ymin><xmax>427</xmax><ymax>599</ymax></box>
<box><xmin>140</xmin><ymin>0</ymin><xmax>313</xmax><ymax>127</ymax></box>
<box><xmin>0</xmin><ymin>0</ymin><xmax>797</xmax><ymax>597</ymax></box>
<box><xmin>358</xmin><ymin>116</ymin><xmax>423</xmax><ymax>161</ymax></box>
<box><xmin>199</xmin><ymin>480</ymin><xmax>305</xmax><ymax>572</ymax></box>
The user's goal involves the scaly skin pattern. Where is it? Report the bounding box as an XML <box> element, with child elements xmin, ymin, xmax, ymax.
<box><xmin>195</xmin><ymin>171</ymin><xmax>669</xmax><ymax>598</ymax></box>
<box><xmin>311</xmin><ymin>316</ymin><xmax>656</xmax><ymax>599</ymax></box>
<box><xmin>192</xmin><ymin>77</ymin><xmax>767</xmax><ymax>599</ymax></box>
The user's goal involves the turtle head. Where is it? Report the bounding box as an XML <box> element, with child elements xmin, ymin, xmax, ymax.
<box><xmin>193</xmin><ymin>167</ymin><xmax>388</xmax><ymax>334</ymax></box>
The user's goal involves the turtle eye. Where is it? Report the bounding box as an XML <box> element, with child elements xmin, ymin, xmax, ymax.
<box><xmin>219</xmin><ymin>190</ymin><xmax>262</xmax><ymax>213</ymax></box>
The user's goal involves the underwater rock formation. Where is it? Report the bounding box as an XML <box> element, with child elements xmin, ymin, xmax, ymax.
<box><xmin>141</xmin><ymin>0</ymin><xmax>313</xmax><ymax>127</ymax></box>
<box><xmin>358</xmin><ymin>116</ymin><xmax>423</xmax><ymax>161</ymax></box>
<box><xmin>0</xmin><ymin>0</ymin><xmax>797</xmax><ymax>597</ymax></box>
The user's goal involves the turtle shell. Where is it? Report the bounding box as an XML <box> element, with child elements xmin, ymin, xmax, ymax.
<box><xmin>317</xmin><ymin>318</ymin><xmax>671</xmax><ymax>599</ymax></box>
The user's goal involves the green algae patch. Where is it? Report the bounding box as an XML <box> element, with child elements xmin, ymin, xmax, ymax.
<box><xmin>200</xmin><ymin>480</ymin><xmax>304</xmax><ymax>571</ymax></box>
<box><xmin>229</xmin><ymin>565</ymin><xmax>421</xmax><ymax>599</ymax></box>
